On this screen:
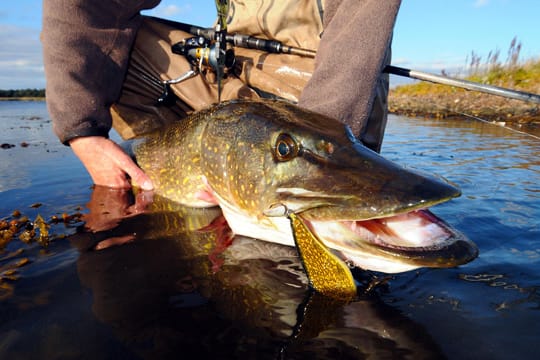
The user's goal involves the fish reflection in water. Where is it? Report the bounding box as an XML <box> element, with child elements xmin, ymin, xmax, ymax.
<box><xmin>70</xmin><ymin>186</ymin><xmax>445</xmax><ymax>359</ymax></box>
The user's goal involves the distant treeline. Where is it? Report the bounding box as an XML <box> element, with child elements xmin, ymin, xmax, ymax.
<box><xmin>0</xmin><ymin>89</ymin><xmax>45</xmax><ymax>98</ymax></box>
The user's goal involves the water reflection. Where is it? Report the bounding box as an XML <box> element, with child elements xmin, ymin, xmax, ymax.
<box><xmin>69</xmin><ymin>186</ymin><xmax>445</xmax><ymax>359</ymax></box>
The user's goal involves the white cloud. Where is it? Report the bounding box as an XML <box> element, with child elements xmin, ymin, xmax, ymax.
<box><xmin>389</xmin><ymin>57</ymin><xmax>411</xmax><ymax>66</ymax></box>
<box><xmin>0</xmin><ymin>24</ymin><xmax>44</xmax><ymax>89</ymax></box>
<box><xmin>163</xmin><ymin>4</ymin><xmax>192</xmax><ymax>17</ymax></box>
<box><xmin>144</xmin><ymin>3</ymin><xmax>193</xmax><ymax>21</ymax></box>
<box><xmin>473</xmin><ymin>0</ymin><xmax>489</xmax><ymax>8</ymax></box>
<box><xmin>390</xmin><ymin>54</ymin><xmax>471</xmax><ymax>78</ymax></box>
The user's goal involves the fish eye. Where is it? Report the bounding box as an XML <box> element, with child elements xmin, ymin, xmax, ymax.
<box><xmin>274</xmin><ymin>133</ymin><xmax>299</xmax><ymax>162</ymax></box>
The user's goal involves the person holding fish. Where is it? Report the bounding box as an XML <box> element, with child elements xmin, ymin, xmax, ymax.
<box><xmin>42</xmin><ymin>0</ymin><xmax>401</xmax><ymax>191</ymax></box>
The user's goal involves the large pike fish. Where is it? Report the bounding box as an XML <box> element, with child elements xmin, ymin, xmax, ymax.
<box><xmin>132</xmin><ymin>99</ymin><xmax>478</xmax><ymax>295</ymax></box>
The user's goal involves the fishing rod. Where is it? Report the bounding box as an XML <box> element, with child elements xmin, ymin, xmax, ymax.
<box><xmin>151</xmin><ymin>17</ymin><xmax>540</xmax><ymax>105</ymax></box>
<box><xmin>150</xmin><ymin>17</ymin><xmax>317</xmax><ymax>58</ymax></box>
<box><xmin>385</xmin><ymin>65</ymin><xmax>540</xmax><ymax>104</ymax></box>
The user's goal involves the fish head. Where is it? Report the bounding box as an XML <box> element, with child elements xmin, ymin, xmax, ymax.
<box><xmin>201</xmin><ymin>100</ymin><xmax>478</xmax><ymax>273</ymax></box>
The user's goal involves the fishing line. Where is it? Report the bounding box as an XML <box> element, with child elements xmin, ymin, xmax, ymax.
<box><xmin>398</xmin><ymin>99</ymin><xmax>540</xmax><ymax>141</ymax></box>
<box><xmin>447</xmin><ymin>108</ymin><xmax>540</xmax><ymax>141</ymax></box>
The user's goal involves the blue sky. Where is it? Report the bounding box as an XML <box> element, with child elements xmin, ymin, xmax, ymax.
<box><xmin>1</xmin><ymin>0</ymin><xmax>538</xmax><ymax>89</ymax></box>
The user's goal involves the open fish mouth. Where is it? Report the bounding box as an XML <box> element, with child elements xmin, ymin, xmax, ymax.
<box><xmin>301</xmin><ymin>209</ymin><xmax>479</xmax><ymax>273</ymax></box>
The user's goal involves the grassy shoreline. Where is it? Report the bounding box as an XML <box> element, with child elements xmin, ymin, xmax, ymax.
<box><xmin>388</xmin><ymin>58</ymin><xmax>540</xmax><ymax>128</ymax></box>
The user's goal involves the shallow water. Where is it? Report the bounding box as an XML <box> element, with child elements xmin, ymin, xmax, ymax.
<box><xmin>0</xmin><ymin>101</ymin><xmax>538</xmax><ymax>359</ymax></box>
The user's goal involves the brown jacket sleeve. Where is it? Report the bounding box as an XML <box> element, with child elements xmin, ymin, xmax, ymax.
<box><xmin>299</xmin><ymin>0</ymin><xmax>401</xmax><ymax>145</ymax></box>
<box><xmin>42</xmin><ymin>0</ymin><xmax>161</xmax><ymax>145</ymax></box>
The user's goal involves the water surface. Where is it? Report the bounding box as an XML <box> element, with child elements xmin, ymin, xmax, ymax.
<box><xmin>0</xmin><ymin>101</ymin><xmax>538</xmax><ymax>359</ymax></box>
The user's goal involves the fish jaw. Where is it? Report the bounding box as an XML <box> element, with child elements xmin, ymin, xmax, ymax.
<box><xmin>304</xmin><ymin>209</ymin><xmax>478</xmax><ymax>273</ymax></box>
<box><xmin>216</xmin><ymin>191</ymin><xmax>478</xmax><ymax>274</ymax></box>
<box><xmin>215</xmin><ymin>193</ymin><xmax>296</xmax><ymax>247</ymax></box>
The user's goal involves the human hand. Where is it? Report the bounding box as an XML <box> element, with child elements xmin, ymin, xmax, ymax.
<box><xmin>81</xmin><ymin>185</ymin><xmax>154</xmax><ymax>250</ymax></box>
<box><xmin>69</xmin><ymin>136</ymin><xmax>153</xmax><ymax>190</ymax></box>
<box><xmin>82</xmin><ymin>185</ymin><xmax>153</xmax><ymax>233</ymax></box>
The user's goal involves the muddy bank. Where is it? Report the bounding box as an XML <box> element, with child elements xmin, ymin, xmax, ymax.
<box><xmin>389</xmin><ymin>86</ymin><xmax>539</xmax><ymax>125</ymax></box>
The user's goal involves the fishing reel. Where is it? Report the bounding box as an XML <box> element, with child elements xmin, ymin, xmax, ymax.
<box><xmin>172</xmin><ymin>36</ymin><xmax>235</xmax><ymax>72</ymax></box>
<box><xmin>157</xmin><ymin>35</ymin><xmax>235</xmax><ymax>106</ymax></box>
<box><xmin>157</xmin><ymin>0</ymin><xmax>234</xmax><ymax>105</ymax></box>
